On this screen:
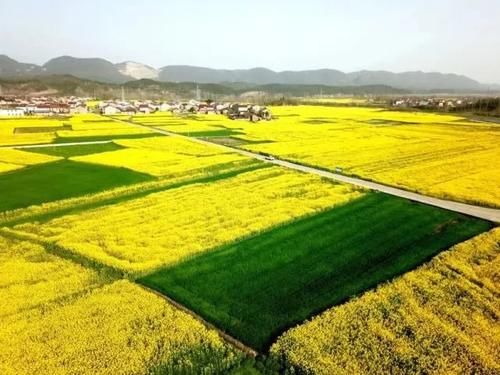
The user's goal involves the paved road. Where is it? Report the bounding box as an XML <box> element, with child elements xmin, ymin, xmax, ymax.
<box><xmin>110</xmin><ymin>117</ymin><xmax>500</xmax><ymax>223</ymax></box>
<box><xmin>467</xmin><ymin>115</ymin><xmax>500</xmax><ymax>125</ymax></box>
<box><xmin>1</xmin><ymin>140</ymin><xmax>113</xmax><ymax>149</ymax></box>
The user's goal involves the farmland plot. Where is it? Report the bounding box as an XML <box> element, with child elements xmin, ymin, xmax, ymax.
<box><xmin>132</xmin><ymin>112</ymin><xmax>242</xmax><ymax>137</ymax></box>
<box><xmin>0</xmin><ymin>114</ymin><xmax>157</xmax><ymax>146</ymax></box>
<box><xmin>0</xmin><ymin>234</ymin><xmax>242</xmax><ymax>374</ymax></box>
<box><xmin>14</xmin><ymin>167</ymin><xmax>363</xmax><ymax>275</ymax></box>
<box><xmin>140</xmin><ymin>193</ymin><xmax>491</xmax><ymax>350</ymax></box>
<box><xmin>240</xmin><ymin>106</ymin><xmax>500</xmax><ymax>208</ymax></box>
<box><xmin>0</xmin><ymin>160</ymin><xmax>153</xmax><ymax>212</ymax></box>
<box><xmin>1</xmin><ymin>106</ymin><xmax>498</xmax><ymax>374</ymax></box>
<box><xmin>149</xmin><ymin>107</ymin><xmax>500</xmax><ymax>207</ymax></box>
<box><xmin>72</xmin><ymin>136</ymin><xmax>257</xmax><ymax>178</ymax></box>
<box><xmin>0</xmin><ymin>117</ymin><xmax>65</xmax><ymax>145</ymax></box>
<box><xmin>0</xmin><ymin>148</ymin><xmax>61</xmax><ymax>173</ymax></box>
<box><xmin>0</xmin><ymin>137</ymin><xmax>266</xmax><ymax>226</ymax></box>
<box><xmin>271</xmin><ymin>228</ymin><xmax>500</xmax><ymax>374</ymax></box>
<box><xmin>26</xmin><ymin>141</ymin><xmax>125</xmax><ymax>158</ymax></box>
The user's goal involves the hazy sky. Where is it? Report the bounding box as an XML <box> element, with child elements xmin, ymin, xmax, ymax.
<box><xmin>1</xmin><ymin>0</ymin><xmax>499</xmax><ymax>83</ymax></box>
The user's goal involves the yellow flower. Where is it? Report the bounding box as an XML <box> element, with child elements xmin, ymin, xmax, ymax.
<box><xmin>271</xmin><ymin>228</ymin><xmax>500</xmax><ymax>374</ymax></box>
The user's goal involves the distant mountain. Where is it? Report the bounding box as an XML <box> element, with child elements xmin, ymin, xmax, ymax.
<box><xmin>0</xmin><ymin>56</ymin><xmax>153</xmax><ymax>83</ymax></box>
<box><xmin>0</xmin><ymin>55</ymin><xmax>495</xmax><ymax>91</ymax></box>
<box><xmin>43</xmin><ymin>56</ymin><xmax>130</xmax><ymax>83</ymax></box>
<box><xmin>0</xmin><ymin>54</ymin><xmax>42</xmax><ymax>76</ymax></box>
<box><xmin>346</xmin><ymin>70</ymin><xmax>481</xmax><ymax>91</ymax></box>
<box><xmin>159</xmin><ymin>66</ymin><xmax>482</xmax><ymax>91</ymax></box>
<box><xmin>0</xmin><ymin>75</ymin><xmax>408</xmax><ymax>98</ymax></box>
<box><xmin>158</xmin><ymin>66</ymin><xmax>282</xmax><ymax>85</ymax></box>
<box><xmin>116</xmin><ymin>61</ymin><xmax>159</xmax><ymax>80</ymax></box>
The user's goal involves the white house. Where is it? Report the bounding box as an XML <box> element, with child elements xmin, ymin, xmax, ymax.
<box><xmin>159</xmin><ymin>103</ymin><xmax>172</xmax><ymax>112</ymax></box>
<box><xmin>0</xmin><ymin>108</ymin><xmax>25</xmax><ymax>116</ymax></box>
<box><xmin>102</xmin><ymin>105</ymin><xmax>119</xmax><ymax>115</ymax></box>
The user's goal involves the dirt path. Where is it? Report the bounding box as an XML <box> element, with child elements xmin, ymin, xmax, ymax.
<box><xmin>2</xmin><ymin>225</ymin><xmax>258</xmax><ymax>356</ymax></box>
<box><xmin>139</xmin><ymin>284</ymin><xmax>259</xmax><ymax>357</ymax></box>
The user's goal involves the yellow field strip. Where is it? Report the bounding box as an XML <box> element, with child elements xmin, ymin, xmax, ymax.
<box><xmin>109</xmin><ymin>115</ymin><xmax>500</xmax><ymax>223</ymax></box>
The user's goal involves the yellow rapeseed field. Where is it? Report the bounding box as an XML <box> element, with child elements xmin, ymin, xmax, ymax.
<box><xmin>56</xmin><ymin>127</ymin><xmax>152</xmax><ymax>139</ymax></box>
<box><xmin>15</xmin><ymin>167</ymin><xmax>363</xmax><ymax>274</ymax></box>
<box><xmin>72</xmin><ymin>136</ymin><xmax>254</xmax><ymax>178</ymax></box>
<box><xmin>58</xmin><ymin>113</ymin><xmax>153</xmax><ymax>138</ymax></box>
<box><xmin>240</xmin><ymin>106</ymin><xmax>500</xmax><ymax>207</ymax></box>
<box><xmin>132</xmin><ymin>112</ymin><xmax>234</xmax><ymax>134</ymax></box>
<box><xmin>271</xmin><ymin>228</ymin><xmax>500</xmax><ymax>374</ymax></box>
<box><xmin>152</xmin><ymin>107</ymin><xmax>500</xmax><ymax>207</ymax></box>
<box><xmin>0</xmin><ymin>235</ymin><xmax>103</xmax><ymax>317</ymax></box>
<box><xmin>0</xmin><ymin>148</ymin><xmax>61</xmax><ymax>173</ymax></box>
<box><xmin>0</xmin><ymin>114</ymin><xmax>155</xmax><ymax>146</ymax></box>
<box><xmin>0</xmin><ymin>235</ymin><xmax>242</xmax><ymax>374</ymax></box>
<box><xmin>0</xmin><ymin>117</ymin><xmax>65</xmax><ymax>145</ymax></box>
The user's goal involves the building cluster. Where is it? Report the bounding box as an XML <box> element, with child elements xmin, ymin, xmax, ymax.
<box><xmin>390</xmin><ymin>97</ymin><xmax>476</xmax><ymax>110</ymax></box>
<box><xmin>0</xmin><ymin>96</ymin><xmax>217</xmax><ymax>117</ymax></box>
<box><xmin>98</xmin><ymin>99</ymin><xmax>234</xmax><ymax>115</ymax></box>
<box><xmin>0</xmin><ymin>96</ymin><xmax>89</xmax><ymax>116</ymax></box>
<box><xmin>98</xmin><ymin>99</ymin><xmax>202</xmax><ymax>115</ymax></box>
<box><xmin>99</xmin><ymin>100</ymin><xmax>272</xmax><ymax>121</ymax></box>
<box><xmin>0</xmin><ymin>96</ymin><xmax>273</xmax><ymax>121</ymax></box>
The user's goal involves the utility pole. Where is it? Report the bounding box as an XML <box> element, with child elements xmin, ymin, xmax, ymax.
<box><xmin>196</xmin><ymin>84</ymin><xmax>201</xmax><ymax>101</ymax></box>
<box><xmin>121</xmin><ymin>86</ymin><xmax>125</xmax><ymax>102</ymax></box>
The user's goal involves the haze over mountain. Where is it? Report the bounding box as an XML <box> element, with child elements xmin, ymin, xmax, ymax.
<box><xmin>0</xmin><ymin>54</ymin><xmax>496</xmax><ymax>92</ymax></box>
<box><xmin>157</xmin><ymin>66</ymin><xmax>484</xmax><ymax>91</ymax></box>
<box><xmin>0</xmin><ymin>55</ymin><xmax>43</xmax><ymax>76</ymax></box>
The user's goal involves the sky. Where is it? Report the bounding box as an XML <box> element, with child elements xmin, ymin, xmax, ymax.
<box><xmin>1</xmin><ymin>0</ymin><xmax>499</xmax><ymax>83</ymax></box>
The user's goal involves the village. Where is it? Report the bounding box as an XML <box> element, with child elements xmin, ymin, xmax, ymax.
<box><xmin>0</xmin><ymin>96</ymin><xmax>273</xmax><ymax>121</ymax></box>
<box><xmin>2</xmin><ymin>94</ymin><xmax>498</xmax><ymax>119</ymax></box>
<box><xmin>389</xmin><ymin>96</ymin><xmax>500</xmax><ymax>113</ymax></box>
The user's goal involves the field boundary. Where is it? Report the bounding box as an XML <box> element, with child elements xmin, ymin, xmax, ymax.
<box><xmin>0</xmin><ymin>227</ymin><xmax>258</xmax><ymax>357</ymax></box>
<box><xmin>139</xmin><ymin>193</ymin><xmax>492</xmax><ymax>351</ymax></box>
<box><xmin>0</xmin><ymin>227</ymin><xmax>125</xmax><ymax>279</ymax></box>
<box><xmin>0</xmin><ymin>227</ymin><xmax>258</xmax><ymax>358</ymax></box>
<box><xmin>109</xmin><ymin>116</ymin><xmax>500</xmax><ymax>223</ymax></box>
<box><xmin>0</xmin><ymin>140</ymin><xmax>114</xmax><ymax>149</ymax></box>
<box><xmin>0</xmin><ymin>162</ymin><xmax>270</xmax><ymax>227</ymax></box>
<box><xmin>138</xmin><ymin>284</ymin><xmax>259</xmax><ymax>357</ymax></box>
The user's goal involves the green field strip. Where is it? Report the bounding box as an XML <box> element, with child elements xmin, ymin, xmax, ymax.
<box><xmin>139</xmin><ymin>193</ymin><xmax>493</xmax><ymax>351</ymax></box>
<box><xmin>23</xmin><ymin>142</ymin><xmax>125</xmax><ymax>158</ymax></box>
<box><xmin>0</xmin><ymin>160</ymin><xmax>154</xmax><ymax>213</ymax></box>
<box><xmin>1</xmin><ymin>162</ymin><xmax>271</xmax><ymax>227</ymax></box>
<box><xmin>13</xmin><ymin>124</ymin><xmax>72</xmax><ymax>133</ymax></box>
<box><xmin>54</xmin><ymin>132</ymin><xmax>163</xmax><ymax>143</ymax></box>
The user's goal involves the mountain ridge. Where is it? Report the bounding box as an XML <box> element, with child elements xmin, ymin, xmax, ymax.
<box><xmin>0</xmin><ymin>74</ymin><xmax>409</xmax><ymax>98</ymax></box>
<box><xmin>0</xmin><ymin>54</ymin><xmax>498</xmax><ymax>91</ymax></box>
